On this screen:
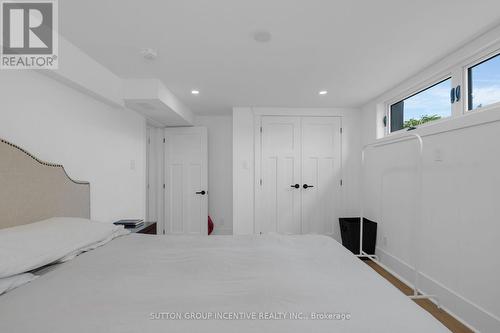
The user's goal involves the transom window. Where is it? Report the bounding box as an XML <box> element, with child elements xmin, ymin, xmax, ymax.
<box><xmin>389</xmin><ymin>78</ymin><xmax>452</xmax><ymax>133</ymax></box>
<box><xmin>467</xmin><ymin>53</ymin><xmax>500</xmax><ymax>110</ymax></box>
<box><xmin>384</xmin><ymin>47</ymin><xmax>500</xmax><ymax>136</ymax></box>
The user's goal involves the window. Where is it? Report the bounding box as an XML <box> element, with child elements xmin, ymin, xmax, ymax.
<box><xmin>383</xmin><ymin>43</ymin><xmax>500</xmax><ymax>137</ymax></box>
<box><xmin>467</xmin><ymin>53</ymin><xmax>500</xmax><ymax>110</ymax></box>
<box><xmin>389</xmin><ymin>78</ymin><xmax>452</xmax><ymax>132</ymax></box>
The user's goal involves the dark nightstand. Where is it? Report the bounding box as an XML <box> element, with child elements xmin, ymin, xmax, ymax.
<box><xmin>127</xmin><ymin>222</ymin><xmax>157</xmax><ymax>235</ymax></box>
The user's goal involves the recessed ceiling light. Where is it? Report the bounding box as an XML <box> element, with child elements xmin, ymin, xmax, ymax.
<box><xmin>191</xmin><ymin>90</ymin><xmax>200</xmax><ymax>95</ymax></box>
<box><xmin>319</xmin><ymin>90</ymin><xmax>328</xmax><ymax>95</ymax></box>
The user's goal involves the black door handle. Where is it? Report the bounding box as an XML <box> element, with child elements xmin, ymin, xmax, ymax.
<box><xmin>303</xmin><ymin>184</ymin><xmax>314</xmax><ymax>189</ymax></box>
<box><xmin>290</xmin><ymin>184</ymin><xmax>300</xmax><ymax>189</ymax></box>
<box><xmin>196</xmin><ymin>190</ymin><xmax>206</xmax><ymax>195</ymax></box>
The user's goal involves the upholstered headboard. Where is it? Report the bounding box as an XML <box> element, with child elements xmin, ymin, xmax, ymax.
<box><xmin>0</xmin><ymin>138</ymin><xmax>90</xmax><ymax>229</ymax></box>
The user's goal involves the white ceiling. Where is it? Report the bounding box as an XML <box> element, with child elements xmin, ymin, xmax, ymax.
<box><xmin>59</xmin><ymin>0</ymin><xmax>500</xmax><ymax>114</ymax></box>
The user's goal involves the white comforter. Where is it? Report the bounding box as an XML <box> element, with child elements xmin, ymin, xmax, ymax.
<box><xmin>0</xmin><ymin>234</ymin><xmax>449</xmax><ymax>333</ymax></box>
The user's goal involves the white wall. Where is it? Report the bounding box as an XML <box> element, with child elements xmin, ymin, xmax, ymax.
<box><xmin>232</xmin><ymin>107</ymin><xmax>362</xmax><ymax>237</ymax></box>
<box><xmin>0</xmin><ymin>70</ymin><xmax>147</xmax><ymax>223</ymax></box>
<box><xmin>233</xmin><ymin>108</ymin><xmax>256</xmax><ymax>235</ymax></box>
<box><xmin>359</xmin><ymin>25</ymin><xmax>500</xmax><ymax>331</ymax></box>
<box><xmin>361</xmin><ymin>103</ymin><xmax>500</xmax><ymax>332</ymax></box>
<box><xmin>195</xmin><ymin>116</ymin><xmax>233</xmax><ymax>234</ymax></box>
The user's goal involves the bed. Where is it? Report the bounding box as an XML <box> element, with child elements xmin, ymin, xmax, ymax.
<box><xmin>0</xmin><ymin>138</ymin><xmax>450</xmax><ymax>332</ymax></box>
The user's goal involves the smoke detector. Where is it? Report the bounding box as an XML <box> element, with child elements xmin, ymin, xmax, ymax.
<box><xmin>141</xmin><ymin>48</ymin><xmax>158</xmax><ymax>60</ymax></box>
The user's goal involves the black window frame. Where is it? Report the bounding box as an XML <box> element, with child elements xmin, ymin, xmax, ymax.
<box><xmin>389</xmin><ymin>77</ymin><xmax>452</xmax><ymax>133</ymax></box>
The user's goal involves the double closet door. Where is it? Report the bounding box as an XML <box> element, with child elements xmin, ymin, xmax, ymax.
<box><xmin>256</xmin><ymin>116</ymin><xmax>342</xmax><ymax>235</ymax></box>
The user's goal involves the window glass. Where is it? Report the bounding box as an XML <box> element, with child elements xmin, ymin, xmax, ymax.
<box><xmin>390</xmin><ymin>78</ymin><xmax>452</xmax><ymax>132</ymax></box>
<box><xmin>468</xmin><ymin>53</ymin><xmax>500</xmax><ymax>110</ymax></box>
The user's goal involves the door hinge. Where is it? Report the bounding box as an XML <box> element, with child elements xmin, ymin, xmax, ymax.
<box><xmin>340</xmin><ymin>179</ymin><xmax>343</xmax><ymax>186</ymax></box>
<box><xmin>340</xmin><ymin>127</ymin><xmax>343</xmax><ymax>134</ymax></box>
<box><xmin>259</xmin><ymin>179</ymin><xmax>263</xmax><ymax>186</ymax></box>
<box><xmin>163</xmin><ymin>138</ymin><xmax>166</xmax><ymax>143</ymax></box>
<box><xmin>260</xmin><ymin>126</ymin><xmax>263</xmax><ymax>133</ymax></box>
<box><xmin>148</xmin><ymin>137</ymin><xmax>151</xmax><ymax>144</ymax></box>
<box><xmin>163</xmin><ymin>184</ymin><xmax>165</xmax><ymax>189</ymax></box>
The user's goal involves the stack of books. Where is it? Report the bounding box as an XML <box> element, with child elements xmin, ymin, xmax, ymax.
<box><xmin>113</xmin><ymin>219</ymin><xmax>144</xmax><ymax>229</ymax></box>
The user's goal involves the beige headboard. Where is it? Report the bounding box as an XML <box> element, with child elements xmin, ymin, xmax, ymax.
<box><xmin>0</xmin><ymin>138</ymin><xmax>90</xmax><ymax>229</ymax></box>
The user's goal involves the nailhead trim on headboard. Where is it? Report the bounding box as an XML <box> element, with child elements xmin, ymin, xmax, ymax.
<box><xmin>0</xmin><ymin>138</ymin><xmax>90</xmax><ymax>185</ymax></box>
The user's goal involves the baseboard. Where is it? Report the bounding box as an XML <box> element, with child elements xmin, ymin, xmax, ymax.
<box><xmin>211</xmin><ymin>228</ymin><xmax>233</xmax><ymax>235</ymax></box>
<box><xmin>376</xmin><ymin>247</ymin><xmax>500</xmax><ymax>333</ymax></box>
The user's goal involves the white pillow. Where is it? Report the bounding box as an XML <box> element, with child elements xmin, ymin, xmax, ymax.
<box><xmin>0</xmin><ymin>273</ymin><xmax>37</xmax><ymax>295</ymax></box>
<box><xmin>0</xmin><ymin>217</ymin><xmax>129</xmax><ymax>279</ymax></box>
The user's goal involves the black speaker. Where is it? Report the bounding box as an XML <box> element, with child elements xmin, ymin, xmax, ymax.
<box><xmin>339</xmin><ymin>217</ymin><xmax>377</xmax><ymax>256</ymax></box>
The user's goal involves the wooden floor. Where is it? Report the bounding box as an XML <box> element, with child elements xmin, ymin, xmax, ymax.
<box><xmin>364</xmin><ymin>260</ymin><xmax>474</xmax><ymax>333</ymax></box>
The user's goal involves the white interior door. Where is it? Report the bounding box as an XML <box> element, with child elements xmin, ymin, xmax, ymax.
<box><xmin>164</xmin><ymin>127</ymin><xmax>208</xmax><ymax>235</ymax></box>
<box><xmin>301</xmin><ymin>117</ymin><xmax>342</xmax><ymax>235</ymax></box>
<box><xmin>257</xmin><ymin>116</ymin><xmax>342</xmax><ymax>236</ymax></box>
<box><xmin>259</xmin><ymin>116</ymin><xmax>301</xmax><ymax>234</ymax></box>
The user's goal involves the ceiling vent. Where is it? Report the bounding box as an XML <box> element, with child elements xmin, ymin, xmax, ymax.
<box><xmin>253</xmin><ymin>30</ymin><xmax>272</xmax><ymax>43</ymax></box>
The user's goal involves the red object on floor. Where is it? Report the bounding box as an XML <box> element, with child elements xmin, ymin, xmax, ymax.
<box><xmin>208</xmin><ymin>216</ymin><xmax>214</xmax><ymax>235</ymax></box>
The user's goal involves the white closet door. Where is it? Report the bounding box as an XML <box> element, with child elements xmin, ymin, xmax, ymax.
<box><xmin>260</xmin><ymin>116</ymin><xmax>301</xmax><ymax>234</ymax></box>
<box><xmin>301</xmin><ymin>117</ymin><xmax>342</xmax><ymax>235</ymax></box>
<box><xmin>164</xmin><ymin>127</ymin><xmax>208</xmax><ymax>235</ymax></box>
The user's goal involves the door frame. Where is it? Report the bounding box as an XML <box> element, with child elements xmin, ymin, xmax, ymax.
<box><xmin>146</xmin><ymin>125</ymin><xmax>165</xmax><ymax>234</ymax></box>
<box><xmin>254</xmin><ymin>114</ymin><xmax>343</xmax><ymax>235</ymax></box>
<box><xmin>163</xmin><ymin>126</ymin><xmax>208</xmax><ymax>235</ymax></box>
<box><xmin>146</xmin><ymin>126</ymin><xmax>151</xmax><ymax>222</ymax></box>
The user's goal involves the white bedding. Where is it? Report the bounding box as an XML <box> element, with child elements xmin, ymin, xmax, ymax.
<box><xmin>0</xmin><ymin>217</ymin><xmax>129</xmax><ymax>279</ymax></box>
<box><xmin>0</xmin><ymin>273</ymin><xmax>37</xmax><ymax>295</ymax></box>
<box><xmin>0</xmin><ymin>234</ymin><xmax>449</xmax><ymax>333</ymax></box>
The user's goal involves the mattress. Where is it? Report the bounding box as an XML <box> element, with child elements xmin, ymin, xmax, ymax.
<box><xmin>0</xmin><ymin>234</ymin><xmax>449</xmax><ymax>333</ymax></box>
